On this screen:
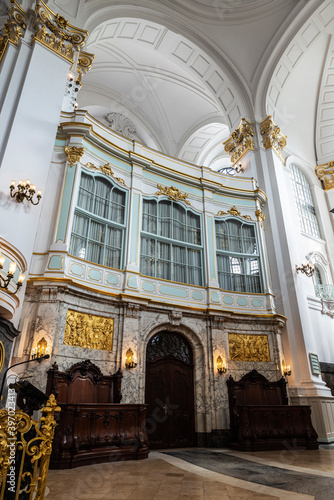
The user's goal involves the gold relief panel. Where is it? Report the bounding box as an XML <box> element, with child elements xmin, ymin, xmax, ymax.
<box><xmin>316</xmin><ymin>161</ymin><xmax>334</xmax><ymax>190</ymax></box>
<box><xmin>228</xmin><ymin>333</ymin><xmax>270</xmax><ymax>362</ymax></box>
<box><xmin>223</xmin><ymin>118</ymin><xmax>255</xmax><ymax>165</ymax></box>
<box><xmin>260</xmin><ymin>115</ymin><xmax>287</xmax><ymax>159</ymax></box>
<box><xmin>64</xmin><ymin>309</ymin><xmax>114</xmax><ymax>351</ymax></box>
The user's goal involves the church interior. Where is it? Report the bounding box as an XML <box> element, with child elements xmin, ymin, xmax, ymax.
<box><xmin>1</xmin><ymin>0</ymin><xmax>334</xmax><ymax>498</ymax></box>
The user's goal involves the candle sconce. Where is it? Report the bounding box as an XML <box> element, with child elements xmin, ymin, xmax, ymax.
<box><xmin>10</xmin><ymin>180</ymin><xmax>42</xmax><ymax>205</ymax></box>
<box><xmin>282</xmin><ymin>361</ymin><xmax>291</xmax><ymax>377</ymax></box>
<box><xmin>296</xmin><ymin>261</ymin><xmax>314</xmax><ymax>278</ymax></box>
<box><xmin>125</xmin><ymin>348</ymin><xmax>137</xmax><ymax>369</ymax></box>
<box><xmin>0</xmin><ymin>254</ymin><xmax>25</xmax><ymax>294</ymax></box>
<box><xmin>216</xmin><ymin>355</ymin><xmax>227</xmax><ymax>374</ymax></box>
<box><xmin>31</xmin><ymin>338</ymin><xmax>48</xmax><ymax>359</ymax></box>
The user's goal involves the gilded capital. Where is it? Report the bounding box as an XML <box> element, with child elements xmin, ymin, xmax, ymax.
<box><xmin>33</xmin><ymin>0</ymin><xmax>89</xmax><ymax>63</ymax></box>
<box><xmin>223</xmin><ymin>118</ymin><xmax>255</xmax><ymax>165</ymax></box>
<box><xmin>156</xmin><ymin>184</ymin><xmax>190</xmax><ymax>205</ymax></box>
<box><xmin>316</xmin><ymin>161</ymin><xmax>334</xmax><ymax>190</ymax></box>
<box><xmin>65</xmin><ymin>146</ymin><xmax>84</xmax><ymax>167</ymax></box>
<box><xmin>260</xmin><ymin>115</ymin><xmax>287</xmax><ymax>158</ymax></box>
<box><xmin>0</xmin><ymin>0</ymin><xmax>27</xmax><ymax>62</ymax></box>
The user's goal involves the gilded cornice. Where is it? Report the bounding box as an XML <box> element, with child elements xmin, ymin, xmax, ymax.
<box><xmin>83</xmin><ymin>162</ymin><xmax>126</xmax><ymax>187</ymax></box>
<box><xmin>315</xmin><ymin>161</ymin><xmax>334</xmax><ymax>190</ymax></box>
<box><xmin>156</xmin><ymin>184</ymin><xmax>190</xmax><ymax>205</ymax></box>
<box><xmin>223</xmin><ymin>118</ymin><xmax>255</xmax><ymax>165</ymax></box>
<box><xmin>64</xmin><ymin>146</ymin><xmax>84</xmax><ymax>167</ymax></box>
<box><xmin>0</xmin><ymin>0</ymin><xmax>27</xmax><ymax>62</ymax></box>
<box><xmin>260</xmin><ymin>115</ymin><xmax>287</xmax><ymax>159</ymax></box>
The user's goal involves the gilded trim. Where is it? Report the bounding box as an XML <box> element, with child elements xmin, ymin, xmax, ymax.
<box><xmin>223</xmin><ymin>118</ymin><xmax>255</xmax><ymax>165</ymax></box>
<box><xmin>260</xmin><ymin>115</ymin><xmax>287</xmax><ymax>159</ymax></box>
<box><xmin>315</xmin><ymin>161</ymin><xmax>334</xmax><ymax>191</ymax></box>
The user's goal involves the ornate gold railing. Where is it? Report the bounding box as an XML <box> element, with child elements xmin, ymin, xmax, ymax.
<box><xmin>0</xmin><ymin>394</ymin><xmax>60</xmax><ymax>500</ymax></box>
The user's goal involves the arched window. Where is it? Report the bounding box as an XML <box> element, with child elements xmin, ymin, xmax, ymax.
<box><xmin>140</xmin><ymin>199</ymin><xmax>203</xmax><ymax>286</ymax></box>
<box><xmin>69</xmin><ymin>171</ymin><xmax>126</xmax><ymax>269</ymax></box>
<box><xmin>290</xmin><ymin>164</ymin><xmax>321</xmax><ymax>238</ymax></box>
<box><xmin>215</xmin><ymin>218</ymin><xmax>262</xmax><ymax>293</ymax></box>
<box><xmin>314</xmin><ymin>266</ymin><xmax>323</xmax><ymax>285</ymax></box>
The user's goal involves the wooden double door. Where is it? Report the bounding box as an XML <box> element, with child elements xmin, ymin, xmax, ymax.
<box><xmin>145</xmin><ymin>332</ymin><xmax>195</xmax><ymax>449</ymax></box>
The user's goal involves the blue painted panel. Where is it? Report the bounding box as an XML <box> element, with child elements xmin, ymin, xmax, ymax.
<box><xmin>70</xmin><ymin>263</ymin><xmax>84</xmax><ymax>276</ymax></box>
<box><xmin>48</xmin><ymin>256</ymin><xmax>63</xmax><ymax>270</ymax></box>
<box><xmin>143</xmin><ymin>282</ymin><xmax>155</xmax><ymax>292</ymax></box>
<box><xmin>55</xmin><ymin>164</ymin><xmax>76</xmax><ymax>242</ymax></box>
<box><xmin>213</xmin><ymin>194</ymin><xmax>256</xmax><ymax>207</ymax></box>
<box><xmin>160</xmin><ymin>286</ymin><xmax>188</xmax><ymax>298</ymax></box>
<box><xmin>143</xmin><ymin>171</ymin><xmax>201</xmax><ymax>196</ymax></box>
<box><xmin>211</xmin><ymin>291</ymin><xmax>220</xmax><ymax>303</ymax></box>
<box><xmin>223</xmin><ymin>295</ymin><xmax>233</xmax><ymax>305</ymax></box>
<box><xmin>88</xmin><ymin>269</ymin><xmax>102</xmax><ymax>281</ymax></box>
<box><xmin>206</xmin><ymin>216</ymin><xmax>216</xmax><ymax>280</ymax></box>
<box><xmin>192</xmin><ymin>290</ymin><xmax>203</xmax><ymax>301</ymax></box>
<box><xmin>128</xmin><ymin>276</ymin><xmax>138</xmax><ymax>288</ymax></box>
<box><xmin>106</xmin><ymin>274</ymin><xmax>119</xmax><ymax>285</ymax></box>
<box><xmin>237</xmin><ymin>297</ymin><xmax>248</xmax><ymax>306</ymax></box>
<box><xmin>252</xmin><ymin>298</ymin><xmax>263</xmax><ymax>307</ymax></box>
<box><xmin>83</xmin><ymin>141</ymin><xmax>131</xmax><ymax>172</ymax></box>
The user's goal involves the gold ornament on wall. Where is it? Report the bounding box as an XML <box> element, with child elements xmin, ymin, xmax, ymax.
<box><xmin>228</xmin><ymin>333</ymin><xmax>270</xmax><ymax>362</ymax></box>
<box><xmin>63</xmin><ymin>310</ymin><xmax>114</xmax><ymax>351</ymax></box>
<box><xmin>156</xmin><ymin>184</ymin><xmax>191</xmax><ymax>205</ymax></box>
<box><xmin>65</xmin><ymin>146</ymin><xmax>84</xmax><ymax>167</ymax></box>
<box><xmin>315</xmin><ymin>161</ymin><xmax>334</xmax><ymax>191</ymax></box>
<box><xmin>223</xmin><ymin>118</ymin><xmax>255</xmax><ymax>165</ymax></box>
<box><xmin>33</xmin><ymin>0</ymin><xmax>88</xmax><ymax>63</ymax></box>
<box><xmin>217</xmin><ymin>205</ymin><xmax>253</xmax><ymax>221</ymax></box>
<box><xmin>260</xmin><ymin>115</ymin><xmax>287</xmax><ymax>159</ymax></box>
<box><xmin>255</xmin><ymin>209</ymin><xmax>265</xmax><ymax>227</ymax></box>
<box><xmin>0</xmin><ymin>0</ymin><xmax>27</xmax><ymax>63</ymax></box>
<box><xmin>83</xmin><ymin>162</ymin><xmax>126</xmax><ymax>186</ymax></box>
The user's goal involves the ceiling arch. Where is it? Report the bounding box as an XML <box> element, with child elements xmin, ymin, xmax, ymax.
<box><xmin>78</xmin><ymin>14</ymin><xmax>250</xmax><ymax>164</ymax></box>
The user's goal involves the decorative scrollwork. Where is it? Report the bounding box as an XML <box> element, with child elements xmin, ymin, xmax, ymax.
<box><xmin>0</xmin><ymin>0</ymin><xmax>27</xmax><ymax>62</ymax></box>
<box><xmin>156</xmin><ymin>184</ymin><xmax>190</xmax><ymax>205</ymax></box>
<box><xmin>83</xmin><ymin>162</ymin><xmax>126</xmax><ymax>186</ymax></box>
<box><xmin>223</xmin><ymin>118</ymin><xmax>255</xmax><ymax>165</ymax></box>
<box><xmin>65</xmin><ymin>146</ymin><xmax>84</xmax><ymax>167</ymax></box>
<box><xmin>217</xmin><ymin>205</ymin><xmax>253</xmax><ymax>221</ymax></box>
<box><xmin>147</xmin><ymin>332</ymin><xmax>192</xmax><ymax>364</ymax></box>
<box><xmin>255</xmin><ymin>209</ymin><xmax>265</xmax><ymax>227</ymax></box>
<box><xmin>0</xmin><ymin>394</ymin><xmax>60</xmax><ymax>499</ymax></box>
<box><xmin>260</xmin><ymin>115</ymin><xmax>287</xmax><ymax>158</ymax></box>
<box><xmin>315</xmin><ymin>161</ymin><xmax>334</xmax><ymax>190</ymax></box>
<box><xmin>33</xmin><ymin>0</ymin><xmax>88</xmax><ymax>63</ymax></box>
<box><xmin>76</xmin><ymin>51</ymin><xmax>95</xmax><ymax>80</ymax></box>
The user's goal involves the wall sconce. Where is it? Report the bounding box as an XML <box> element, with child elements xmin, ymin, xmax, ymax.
<box><xmin>31</xmin><ymin>338</ymin><xmax>48</xmax><ymax>359</ymax></box>
<box><xmin>0</xmin><ymin>254</ymin><xmax>25</xmax><ymax>294</ymax></box>
<box><xmin>283</xmin><ymin>362</ymin><xmax>291</xmax><ymax>377</ymax></box>
<box><xmin>216</xmin><ymin>355</ymin><xmax>227</xmax><ymax>374</ymax></box>
<box><xmin>235</xmin><ymin>163</ymin><xmax>245</xmax><ymax>174</ymax></box>
<box><xmin>125</xmin><ymin>348</ymin><xmax>137</xmax><ymax>369</ymax></box>
<box><xmin>296</xmin><ymin>261</ymin><xmax>315</xmax><ymax>278</ymax></box>
<box><xmin>10</xmin><ymin>180</ymin><xmax>42</xmax><ymax>205</ymax></box>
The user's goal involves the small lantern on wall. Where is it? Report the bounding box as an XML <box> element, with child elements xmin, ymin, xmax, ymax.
<box><xmin>282</xmin><ymin>361</ymin><xmax>291</xmax><ymax>377</ymax></box>
<box><xmin>125</xmin><ymin>348</ymin><xmax>137</xmax><ymax>369</ymax></box>
<box><xmin>216</xmin><ymin>355</ymin><xmax>227</xmax><ymax>374</ymax></box>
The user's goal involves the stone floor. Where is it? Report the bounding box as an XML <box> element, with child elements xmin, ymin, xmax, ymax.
<box><xmin>45</xmin><ymin>446</ymin><xmax>334</xmax><ymax>500</ymax></box>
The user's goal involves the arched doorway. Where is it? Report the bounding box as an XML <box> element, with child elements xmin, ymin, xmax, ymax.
<box><xmin>145</xmin><ymin>331</ymin><xmax>195</xmax><ymax>449</ymax></box>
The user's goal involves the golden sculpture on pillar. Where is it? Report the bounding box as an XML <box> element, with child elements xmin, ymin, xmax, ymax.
<box><xmin>228</xmin><ymin>333</ymin><xmax>270</xmax><ymax>362</ymax></box>
<box><xmin>260</xmin><ymin>115</ymin><xmax>287</xmax><ymax>159</ymax></box>
<box><xmin>315</xmin><ymin>161</ymin><xmax>334</xmax><ymax>190</ymax></box>
<box><xmin>223</xmin><ymin>118</ymin><xmax>255</xmax><ymax>165</ymax></box>
<box><xmin>64</xmin><ymin>146</ymin><xmax>85</xmax><ymax>167</ymax></box>
<box><xmin>63</xmin><ymin>310</ymin><xmax>114</xmax><ymax>351</ymax></box>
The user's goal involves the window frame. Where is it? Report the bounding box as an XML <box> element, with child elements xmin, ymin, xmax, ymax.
<box><xmin>215</xmin><ymin>217</ymin><xmax>263</xmax><ymax>294</ymax></box>
<box><xmin>69</xmin><ymin>169</ymin><xmax>128</xmax><ymax>270</ymax></box>
<box><xmin>140</xmin><ymin>198</ymin><xmax>204</xmax><ymax>286</ymax></box>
